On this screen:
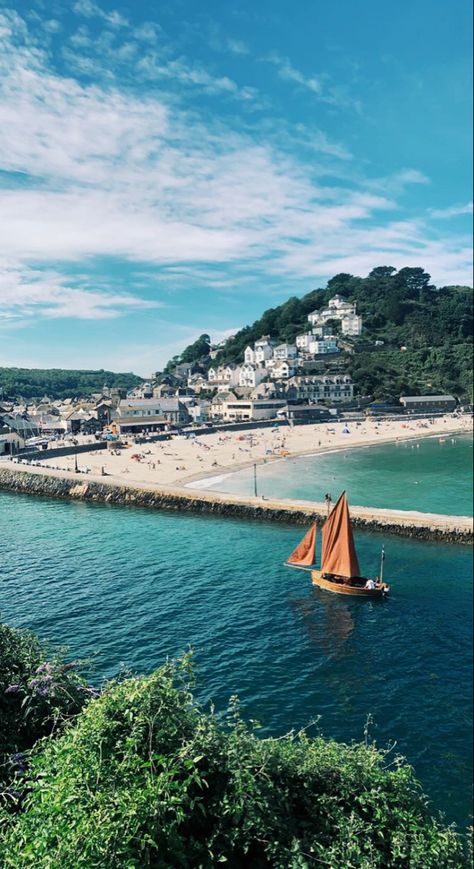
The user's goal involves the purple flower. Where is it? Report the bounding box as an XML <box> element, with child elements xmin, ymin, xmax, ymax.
<box><xmin>5</xmin><ymin>684</ymin><xmax>21</xmax><ymax>694</ymax></box>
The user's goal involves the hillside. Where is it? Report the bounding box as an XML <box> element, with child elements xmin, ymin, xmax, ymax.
<box><xmin>0</xmin><ymin>368</ymin><xmax>143</xmax><ymax>401</ymax></box>
<box><xmin>169</xmin><ymin>266</ymin><xmax>473</xmax><ymax>400</ymax></box>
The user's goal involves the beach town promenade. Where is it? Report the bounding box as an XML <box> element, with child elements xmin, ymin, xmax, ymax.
<box><xmin>2</xmin><ymin>413</ymin><xmax>472</xmax><ymax>541</ymax></box>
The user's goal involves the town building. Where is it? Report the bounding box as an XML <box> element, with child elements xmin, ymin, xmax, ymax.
<box><xmin>399</xmin><ymin>395</ymin><xmax>457</xmax><ymax>413</ymax></box>
<box><xmin>218</xmin><ymin>398</ymin><xmax>287</xmax><ymax>422</ymax></box>
<box><xmin>238</xmin><ymin>363</ymin><xmax>267</xmax><ymax>388</ymax></box>
<box><xmin>285</xmin><ymin>375</ymin><xmax>354</xmax><ymax>403</ymax></box>
<box><xmin>308</xmin><ymin>295</ymin><xmax>362</xmax><ymax>336</ymax></box>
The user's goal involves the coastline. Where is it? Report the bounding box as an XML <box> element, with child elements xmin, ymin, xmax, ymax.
<box><xmin>183</xmin><ymin>426</ymin><xmax>472</xmax><ymax>489</ymax></box>
<box><xmin>0</xmin><ymin>461</ymin><xmax>472</xmax><ymax>544</ymax></box>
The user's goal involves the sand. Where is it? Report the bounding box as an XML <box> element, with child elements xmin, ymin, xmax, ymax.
<box><xmin>29</xmin><ymin>413</ymin><xmax>473</xmax><ymax>491</ymax></box>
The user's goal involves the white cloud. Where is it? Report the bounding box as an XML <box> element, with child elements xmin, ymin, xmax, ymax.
<box><xmin>430</xmin><ymin>202</ymin><xmax>473</xmax><ymax>219</ymax></box>
<box><xmin>0</xmin><ymin>261</ymin><xmax>160</xmax><ymax>320</ymax></box>
<box><xmin>265</xmin><ymin>53</ymin><xmax>323</xmax><ymax>94</ymax></box>
<box><xmin>73</xmin><ymin>0</ymin><xmax>129</xmax><ymax>28</ymax></box>
<box><xmin>0</xmin><ymin>4</ymin><xmax>472</xmax><ymax>337</ymax></box>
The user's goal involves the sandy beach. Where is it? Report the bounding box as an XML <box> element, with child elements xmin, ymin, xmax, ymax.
<box><xmin>29</xmin><ymin>413</ymin><xmax>473</xmax><ymax>491</ymax></box>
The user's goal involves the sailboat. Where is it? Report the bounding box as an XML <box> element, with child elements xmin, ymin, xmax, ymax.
<box><xmin>286</xmin><ymin>492</ymin><xmax>390</xmax><ymax>597</ymax></box>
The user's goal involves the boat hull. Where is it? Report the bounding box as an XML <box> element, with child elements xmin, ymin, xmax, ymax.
<box><xmin>311</xmin><ymin>570</ymin><xmax>389</xmax><ymax>597</ymax></box>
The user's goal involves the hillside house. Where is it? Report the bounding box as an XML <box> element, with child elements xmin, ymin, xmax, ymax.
<box><xmin>286</xmin><ymin>375</ymin><xmax>353</xmax><ymax>403</ymax></box>
<box><xmin>238</xmin><ymin>363</ymin><xmax>267</xmax><ymax>388</ymax></box>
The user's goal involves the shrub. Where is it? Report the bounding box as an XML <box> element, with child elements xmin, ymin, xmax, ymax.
<box><xmin>0</xmin><ymin>623</ymin><xmax>91</xmax><ymax>796</ymax></box>
<box><xmin>0</xmin><ymin>656</ymin><xmax>469</xmax><ymax>868</ymax></box>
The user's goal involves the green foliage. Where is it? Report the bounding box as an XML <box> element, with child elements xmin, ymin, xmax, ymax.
<box><xmin>1</xmin><ymin>656</ymin><xmax>469</xmax><ymax>868</ymax></box>
<box><xmin>165</xmin><ymin>266</ymin><xmax>473</xmax><ymax>399</ymax></box>
<box><xmin>0</xmin><ymin>368</ymin><xmax>142</xmax><ymax>401</ymax></box>
<box><xmin>0</xmin><ymin>624</ymin><xmax>90</xmax><ymax>794</ymax></box>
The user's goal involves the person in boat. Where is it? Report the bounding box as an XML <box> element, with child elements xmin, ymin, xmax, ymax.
<box><xmin>364</xmin><ymin>578</ymin><xmax>376</xmax><ymax>590</ymax></box>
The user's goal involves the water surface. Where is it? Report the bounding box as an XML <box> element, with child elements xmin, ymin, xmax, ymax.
<box><xmin>1</xmin><ymin>491</ymin><xmax>472</xmax><ymax>825</ymax></box>
<box><xmin>201</xmin><ymin>433</ymin><xmax>473</xmax><ymax>516</ymax></box>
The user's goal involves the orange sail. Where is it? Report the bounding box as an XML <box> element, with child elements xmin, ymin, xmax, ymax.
<box><xmin>287</xmin><ymin>523</ymin><xmax>317</xmax><ymax>567</ymax></box>
<box><xmin>321</xmin><ymin>492</ymin><xmax>360</xmax><ymax>578</ymax></box>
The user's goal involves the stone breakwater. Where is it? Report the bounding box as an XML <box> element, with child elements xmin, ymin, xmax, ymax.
<box><xmin>1</xmin><ymin>466</ymin><xmax>472</xmax><ymax>544</ymax></box>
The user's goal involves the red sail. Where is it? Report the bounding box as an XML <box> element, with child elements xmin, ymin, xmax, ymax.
<box><xmin>287</xmin><ymin>523</ymin><xmax>316</xmax><ymax>566</ymax></box>
<box><xmin>321</xmin><ymin>492</ymin><xmax>360</xmax><ymax>578</ymax></box>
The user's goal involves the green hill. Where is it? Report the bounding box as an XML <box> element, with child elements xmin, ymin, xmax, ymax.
<box><xmin>0</xmin><ymin>368</ymin><xmax>143</xmax><ymax>401</ymax></box>
<box><xmin>169</xmin><ymin>266</ymin><xmax>473</xmax><ymax>400</ymax></box>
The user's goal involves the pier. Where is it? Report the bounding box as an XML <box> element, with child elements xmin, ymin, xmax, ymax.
<box><xmin>0</xmin><ymin>464</ymin><xmax>472</xmax><ymax>544</ymax></box>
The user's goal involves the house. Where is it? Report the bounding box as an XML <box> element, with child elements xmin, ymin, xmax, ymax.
<box><xmin>244</xmin><ymin>345</ymin><xmax>256</xmax><ymax>364</ymax></box>
<box><xmin>399</xmin><ymin>395</ymin><xmax>457</xmax><ymax>414</ymax></box>
<box><xmin>0</xmin><ymin>424</ymin><xmax>25</xmax><ymax>455</ymax></box>
<box><xmin>115</xmin><ymin>398</ymin><xmax>190</xmax><ymax>426</ymax></box>
<box><xmin>111</xmin><ymin>415</ymin><xmax>169</xmax><ymax>436</ymax></box>
<box><xmin>295</xmin><ymin>332</ymin><xmax>313</xmax><ymax>352</ymax></box>
<box><xmin>187</xmin><ymin>373</ymin><xmax>208</xmax><ymax>393</ymax></box>
<box><xmin>272</xmin><ymin>343</ymin><xmax>297</xmax><ymax>361</ymax></box>
<box><xmin>254</xmin><ymin>336</ymin><xmax>274</xmax><ymax>365</ymax></box>
<box><xmin>207</xmin><ymin>365</ymin><xmax>240</xmax><ymax>388</ymax></box>
<box><xmin>220</xmin><ymin>398</ymin><xmax>287</xmax><ymax>422</ymax></box>
<box><xmin>277</xmin><ymin>405</ymin><xmax>331</xmax><ymax>425</ymax></box>
<box><xmin>266</xmin><ymin>360</ymin><xmax>295</xmax><ymax>379</ymax></box>
<box><xmin>285</xmin><ymin>375</ymin><xmax>353</xmax><ymax>403</ymax></box>
<box><xmin>308</xmin><ymin>295</ymin><xmax>362</xmax><ymax>336</ymax></box>
<box><xmin>187</xmin><ymin>400</ymin><xmax>211</xmax><ymax>423</ymax></box>
<box><xmin>153</xmin><ymin>383</ymin><xmax>176</xmax><ymax>399</ymax></box>
<box><xmin>238</xmin><ymin>363</ymin><xmax>267</xmax><ymax>388</ymax></box>
<box><xmin>308</xmin><ymin>337</ymin><xmax>339</xmax><ymax>356</ymax></box>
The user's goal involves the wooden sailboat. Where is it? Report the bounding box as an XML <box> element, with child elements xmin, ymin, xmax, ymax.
<box><xmin>286</xmin><ymin>492</ymin><xmax>390</xmax><ymax>597</ymax></box>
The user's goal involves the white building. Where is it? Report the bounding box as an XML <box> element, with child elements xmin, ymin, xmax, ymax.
<box><xmin>219</xmin><ymin>398</ymin><xmax>287</xmax><ymax>422</ymax></box>
<box><xmin>254</xmin><ymin>336</ymin><xmax>274</xmax><ymax>365</ymax></box>
<box><xmin>286</xmin><ymin>375</ymin><xmax>354</xmax><ymax>403</ymax></box>
<box><xmin>238</xmin><ymin>363</ymin><xmax>267</xmax><ymax>388</ymax></box>
<box><xmin>269</xmin><ymin>360</ymin><xmax>295</xmax><ymax>379</ymax></box>
<box><xmin>207</xmin><ymin>365</ymin><xmax>241</xmax><ymax>388</ymax></box>
<box><xmin>272</xmin><ymin>343</ymin><xmax>297</xmax><ymax>361</ymax></box>
<box><xmin>244</xmin><ymin>345</ymin><xmax>256</xmax><ymax>364</ymax></box>
<box><xmin>308</xmin><ymin>337</ymin><xmax>339</xmax><ymax>355</ymax></box>
<box><xmin>295</xmin><ymin>332</ymin><xmax>313</xmax><ymax>352</ymax></box>
<box><xmin>308</xmin><ymin>295</ymin><xmax>362</xmax><ymax>336</ymax></box>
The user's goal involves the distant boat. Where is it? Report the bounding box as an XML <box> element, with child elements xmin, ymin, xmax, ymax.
<box><xmin>285</xmin><ymin>492</ymin><xmax>390</xmax><ymax>597</ymax></box>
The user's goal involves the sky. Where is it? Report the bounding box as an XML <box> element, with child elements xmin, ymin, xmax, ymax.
<box><xmin>0</xmin><ymin>0</ymin><xmax>472</xmax><ymax>376</ymax></box>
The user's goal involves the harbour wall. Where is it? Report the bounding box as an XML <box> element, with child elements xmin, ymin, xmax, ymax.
<box><xmin>0</xmin><ymin>466</ymin><xmax>471</xmax><ymax>545</ymax></box>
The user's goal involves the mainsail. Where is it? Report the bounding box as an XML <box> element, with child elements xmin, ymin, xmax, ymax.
<box><xmin>287</xmin><ymin>523</ymin><xmax>317</xmax><ymax>567</ymax></box>
<box><xmin>321</xmin><ymin>491</ymin><xmax>360</xmax><ymax>578</ymax></box>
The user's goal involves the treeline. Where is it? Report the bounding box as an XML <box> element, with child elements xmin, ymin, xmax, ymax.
<box><xmin>0</xmin><ymin>623</ymin><xmax>470</xmax><ymax>867</ymax></box>
<box><xmin>167</xmin><ymin>267</ymin><xmax>473</xmax><ymax>399</ymax></box>
<box><xmin>0</xmin><ymin>368</ymin><xmax>143</xmax><ymax>401</ymax></box>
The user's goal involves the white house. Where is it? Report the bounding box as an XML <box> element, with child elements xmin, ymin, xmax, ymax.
<box><xmin>254</xmin><ymin>336</ymin><xmax>274</xmax><ymax>365</ymax></box>
<box><xmin>207</xmin><ymin>365</ymin><xmax>240</xmax><ymax>388</ymax></box>
<box><xmin>244</xmin><ymin>345</ymin><xmax>256</xmax><ymax>364</ymax></box>
<box><xmin>272</xmin><ymin>343</ymin><xmax>297</xmax><ymax>361</ymax></box>
<box><xmin>220</xmin><ymin>398</ymin><xmax>287</xmax><ymax>422</ymax></box>
<box><xmin>286</xmin><ymin>375</ymin><xmax>353</xmax><ymax>402</ymax></box>
<box><xmin>308</xmin><ymin>337</ymin><xmax>339</xmax><ymax>355</ymax></box>
<box><xmin>308</xmin><ymin>295</ymin><xmax>362</xmax><ymax>336</ymax></box>
<box><xmin>295</xmin><ymin>332</ymin><xmax>313</xmax><ymax>352</ymax></box>
<box><xmin>238</xmin><ymin>363</ymin><xmax>267</xmax><ymax>388</ymax></box>
<box><xmin>269</xmin><ymin>360</ymin><xmax>295</xmax><ymax>379</ymax></box>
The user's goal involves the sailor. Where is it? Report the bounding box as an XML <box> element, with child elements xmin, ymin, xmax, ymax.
<box><xmin>364</xmin><ymin>578</ymin><xmax>376</xmax><ymax>590</ymax></box>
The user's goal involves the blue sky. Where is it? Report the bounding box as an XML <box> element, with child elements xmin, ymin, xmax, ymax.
<box><xmin>0</xmin><ymin>0</ymin><xmax>472</xmax><ymax>376</ymax></box>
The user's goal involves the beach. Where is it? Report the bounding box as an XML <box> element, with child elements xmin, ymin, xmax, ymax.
<box><xmin>28</xmin><ymin>413</ymin><xmax>473</xmax><ymax>491</ymax></box>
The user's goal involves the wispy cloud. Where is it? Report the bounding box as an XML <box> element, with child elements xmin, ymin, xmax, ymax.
<box><xmin>430</xmin><ymin>202</ymin><xmax>473</xmax><ymax>219</ymax></box>
<box><xmin>0</xmin><ymin>3</ymin><xmax>472</xmax><ymax>341</ymax></box>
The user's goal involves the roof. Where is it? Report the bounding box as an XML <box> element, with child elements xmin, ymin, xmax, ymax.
<box><xmin>114</xmin><ymin>415</ymin><xmax>168</xmax><ymax>426</ymax></box>
<box><xmin>401</xmin><ymin>395</ymin><xmax>456</xmax><ymax>403</ymax></box>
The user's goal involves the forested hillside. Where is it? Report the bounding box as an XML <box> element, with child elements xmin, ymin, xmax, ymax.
<box><xmin>168</xmin><ymin>267</ymin><xmax>473</xmax><ymax>399</ymax></box>
<box><xmin>0</xmin><ymin>368</ymin><xmax>143</xmax><ymax>401</ymax></box>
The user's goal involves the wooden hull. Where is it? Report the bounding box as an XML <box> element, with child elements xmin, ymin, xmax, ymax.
<box><xmin>311</xmin><ymin>570</ymin><xmax>389</xmax><ymax>597</ymax></box>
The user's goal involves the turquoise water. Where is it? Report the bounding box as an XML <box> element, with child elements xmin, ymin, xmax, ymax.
<box><xmin>1</xmin><ymin>491</ymin><xmax>472</xmax><ymax>826</ymax></box>
<box><xmin>202</xmin><ymin>434</ymin><xmax>473</xmax><ymax>516</ymax></box>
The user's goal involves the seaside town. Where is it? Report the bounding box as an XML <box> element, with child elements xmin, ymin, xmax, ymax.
<box><xmin>1</xmin><ymin>295</ymin><xmax>470</xmax><ymax>465</ymax></box>
<box><xmin>1</xmin><ymin>0</ymin><xmax>473</xmax><ymax>864</ymax></box>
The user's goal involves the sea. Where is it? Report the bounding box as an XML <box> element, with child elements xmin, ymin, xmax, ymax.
<box><xmin>194</xmin><ymin>433</ymin><xmax>474</xmax><ymax>516</ymax></box>
<box><xmin>1</xmin><ymin>449</ymin><xmax>472</xmax><ymax>826</ymax></box>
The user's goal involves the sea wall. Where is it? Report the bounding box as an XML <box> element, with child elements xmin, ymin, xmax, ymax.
<box><xmin>0</xmin><ymin>466</ymin><xmax>471</xmax><ymax>544</ymax></box>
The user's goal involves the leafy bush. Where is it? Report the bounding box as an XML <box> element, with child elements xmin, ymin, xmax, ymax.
<box><xmin>0</xmin><ymin>656</ymin><xmax>469</xmax><ymax>868</ymax></box>
<box><xmin>0</xmin><ymin>623</ymin><xmax>91</xmax><ymax>795</ymax></box>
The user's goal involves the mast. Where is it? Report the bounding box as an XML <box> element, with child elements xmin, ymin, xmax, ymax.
<box><xmin>379</xmin><ymin>546</ymin><xmax>385</xmax><ymax>583</ymax></box>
